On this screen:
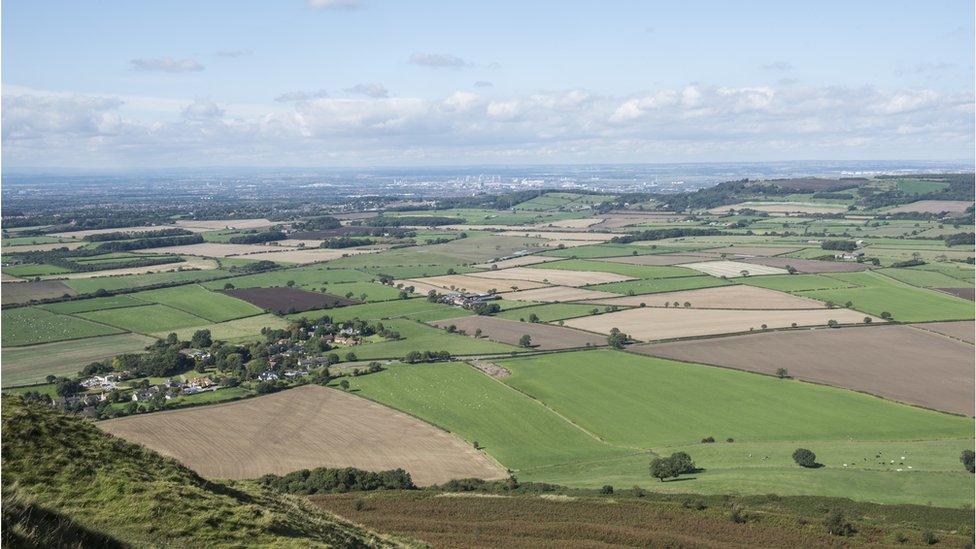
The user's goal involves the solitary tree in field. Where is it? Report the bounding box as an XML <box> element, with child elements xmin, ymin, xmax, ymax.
<box><xmin>474</xmin><ymin>328</ymin><xmax>482</xmax><ymax>338</ymax></box>
<box><xmin>519</xmin><ymin>334</ymin><xmax>533</xmax><ymax>348</ymax></box>
<box><xmin>863</xmin><ymin>317</ymin><xmax>872</xmax><ymax>324</ymax></box>
<box><xmin>528</xmin><ymin>313</ymin><xmax>540</xmax><ymax>323</ymax></box>
<box><xmin>827</xmin><ymin>319</ymin><xmax>839</xmax><ymax>328</ymax></box>
<box><xmin>607</xmin><ymin>328</ymin><xmax>629</xmax><ymax>349</ymax></box>
<box><xmin>792</xmin><ymin>448</ymin><xmax>818</xmax><ymax>468</ymax></box>
<box><xmin>339</xmin><ymin>379</ymin><xmax>350</xmax><ymax>391</ymax></box>
<box><xmin>880</xmin><ymin>311</ymin><xmax>892</xmax><ymax>320</ymax></box>
<box><xmin>649</xmin><ymin>457</ymin><xmax>678</xmax><ymax>482</ymax></box>
<box><xmin>740</xmin><ymin>270</ymin><xmax>750</xmax><ymax>277</ymax></box>
<box><xmin>776</xmin><ymin>368</ymin><xmax>789</xmax><ymax>379</ymax></box>
<box><xmin>961</xmin><ymin>450</ymin><xmax>975</xmax><ymax>473</ymax></box>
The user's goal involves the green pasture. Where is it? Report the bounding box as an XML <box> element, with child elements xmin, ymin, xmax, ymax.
<box><xmin>77</xmin><ymin>304</ymin><xmax>209</xmax><ymax>334</ymax></box>
<box><xmin>588</xmin><ymin>275</ymin><xmax>730</xmax><ymax>295</ymax></box>
<box><xmin>64</xmin><ymin>269</ymin><xmax>233</xmax><ymax>293</ymax></box>
<box><xmin>739</xmin><ymin>274</ymin><xmax>860</xmax><ymax>292</ymax></box>
<box><xmin>38</xmin><ymin>295</ymin><xmax>147</xmax><ymax>314</ymax></box>
<box><xmin>340</xmin><ymin>319</ymin><xmax>519</xmax><ymax>359</ymax></box>
<box><xmin>1</xmin><ymin>333</ymin><xmax>156</xmax><ymax>387</ymax></box>
<box><xmin>3</xmin><ymin>264</ymin><xmax>73</xmax><ymax>277</ymax></box>
<box><xmin>201</xmin><ymin>266</ymin><xmax>373</xmax><ymax>290</ymax></box>
<box><xmin>529</xmin><ymin>259</ymin><xmax>702</xmax><ymax>279</ymax></box>
<box><xmin>131</xmin><ymin>284</ymin><xmax>263</xmax><ymax>322</ymax></box>
<box><xmin>878</xmin><ymin>268</ymin><xmax>973</xmax><ymax>289</ymax></box>
<box><xmin>153</xmin><ymin>314</ymin><xmax>288</xmax><ymax>342</ymax></box>
<box><xmin>287</xmin><ymin>298</ymin><xmax>467</xmax><ymax>323</ymax></box>
<box><xmin>1</xmin><ymin>307</ymin><xmax>124</xmax><ymax>347</ymax></box>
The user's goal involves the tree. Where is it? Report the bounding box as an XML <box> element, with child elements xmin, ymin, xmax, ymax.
<box><xmin>669</xmin><ymin>451</ymin><xmax>696</xmax><ymax>474</ymax></box>
<box><xmin>339</xmin><ymin>379</ymin><xmax>350</xmax><ymax>390</ymax></box>
<box><xmin>474</xmin><ymin>328</ymin><xmax>482</xmax><ymax>338</ymax></box>
<box><xmin>649</xmin><ymin>457</ymin><xmax>679</xmax><ymax>482</ymax></box>
<box><xmin>518</xmin><ymin>334</ymin><xmax>532</xmax><ymax>348</ymax></box>
<box><xmin>961</xmin><ymin>449</ymin><xmax>975</xmax><ymax>473</ymax></box>
<box><xmin>785</xmin><ymin>265</ymin><xmax>797</xmax><ymax>275</ymax></box>
<box><xmin>607</xmin><ymin>327</ymin><xmax>628</xmax><ymax>349</ymax></box>
<box><xmin>880</xmin><ymin>311</ymin><xmax>892</xmax><ymax>320</ymax></box>
<box><xmin>863</xmin><ymin>317</ymin><xmax>872</xmax><ymax>324</ymax></box>
<box><xmin>191</xmin><ymin>329</ymin><xmax>212</xmax><ymax>348</ymax></box>
<box><xmin>775</xmin><ymin>367</ymin><xmax>789</xmax><ymax>379</ymax></box>
<box><xmin>528</xmin><ymin>313</ymin><xmax>540</xmax><ymax>323</ymax></box>
<box><xmin>223</xmin><ymin>282</ymin><xmax>235</xmax><ymax>290</ymax></box>
<box><xmin>792</xmin><ymin>448</ymin><xmax>818</xmax><ymax>468</ymax></box>
<box><xmin>55</xmin><ymin>378</ymin><xmax>83</xmax><ymax>398</ymax></box>
<box><xmin>166</xmin><ymin>332</ymin><xmax>179</xmax><ymax>345</ymax></box>
<box><xmin>345</xmin><ymin>352</ymin><xmax>358</xmax><ymax>362</ymax></box>
<box><xmin>826</xmin><ymin>319</ymin><xmax>839</xmax><ymax>328</ymax></box>
<box><xmin>823</xmin><ymin>510</ymin><xmax>855</xmax><ymax>536</ymax></box>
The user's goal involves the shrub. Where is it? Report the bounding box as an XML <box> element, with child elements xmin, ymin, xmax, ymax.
<box><xmin>599</xmin><ymin>485</ymin><xmax>614</xmax><ymax>495</ymax></box>
<box><xmin>961</xmin><ymin>449</ymin><xmax>975</xmax><ymax>473</ymax></box>
<box><xmin>701</xmin><ymin>436</ymin><xmax>715</xmax><ymax>443</ymax></box>
<box><xmin>793</xmin><ymin>448</ymin><xmax>818</xmax><ymax>468</ymax></box>
<box><xmin>729</xmin><ymin>504</ymin><xmax>747</xmax><ymax>523</ymax></box>
<box><xmin>631</xmin><ymin>485</ymin><xmax>646</xmax><ymax>498</ymax></box>
<box><xmin>824</xmin><ymin>509</ymin><xmax>855</xmax><ymax>536</ymax></box>
<box><xmin>921</xmin><ymin>531</ymin><xmax>938</xmax><ymax>545</ymax></box>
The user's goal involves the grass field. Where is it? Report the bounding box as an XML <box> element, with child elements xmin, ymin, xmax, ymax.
<box><xmin>76</xmin><ymin>304</ymin><xmax>209</xmax><ymax>334</ymax></box>
<box><xmin>529</xmin><ymin>259</ymin><xmax>702</xmax><ymax>279</ymax></box>
<box><xmin>739</xmin><ymin>273</ymin><xmax>862</xmax><ymax>292</ymax></box>
<box><xmin>344</xmin><ymin>362</ymin><xmax>626</xmax><ymax>470</ymax></box>
<box><xmin>64</xmin><ymin>269</ymin><xmax>233</xmax><ymax>293</ymax></box>
<box><xmin>342</xmin><ymin>319</ymin><xmax>520</xmax><ymax>359</ymax></box>
<box><xmin>497</xmin><ymin>350</ymin><xmax>971</xmax><ymax>448</ymax></box>
<box><xmin>320</xmin><ymin>281</ymin><xmax>408</xmax><ymax>302</ymax></box>
<box><xmin>494</xmin><ymin>303</ymin><xmax>607</xmax><ymax>322</ymax></box>
<box><xmin>794</xmin><ymin>272</ymin><xmax>975</xmax><ymax>322</ymax></box>
<box><xmin>2</xmin><ymin>307</ymin><xmax>124</xmax><ymax>347</ymax></box>
<box><xmin>201</xmin><ymin>266</ymin><xmax>373</xmax><ymax>290</ymax></box>
<box><xmin>37</xmin><ymin>295</ymin><xmax>148</xmax><ymax>314</ymax></box>
<box><xmin>152</xmin><ymin>313</ymin><xmax>288</xmax><ymax>342</ymax></box>
<box><xmin>287</xmin><ymin>297</ymin><xmax>468</xmax><ymax>323</ymax></box>
<box><xmin>131</xmin><ymin>284</ymin><xmax>263</xmax><ymax>322</ymax></box>
<box><xmin>3</xmin><ymin>264</ymin><xmax>73</xmax><ymax>277</ymax></box>
<box><xmin>2</xmin><ymin>333</ymin><xmax>156</xmax><ymax>386</ymax></box>
<box><xmin>588</xmin><ymin>275</ymin><xmax>730</xmax><ymax>295</ymax></box>
<box><xmin>539</xmin><ymin>244</ymin><xmax>692</xmax><ymax>258</ymax></box>
<box><xmin>877</xmin><ymin>267</ymin><xmax>973</xmax><ymax>289</ymax></box>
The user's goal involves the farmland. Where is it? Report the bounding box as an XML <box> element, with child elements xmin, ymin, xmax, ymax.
<box><xmin>130</xmin><ymin>284</ymin><xmax>263</xmax><ymax>322</ymax></box>
<box><xmin>429</xmin><ymin>316</ymin><xmax>606</xmax><ymax>350</ymax></box>
<box><xmin>99</xmin><ymin>385</ymin><xmax>504</xmax><ymax>486</ymax></box>
<box><xmin>2</xmin><ymin>333</ymin><xmax>156</xmax><ymax>387</ymax></box>
<box><xmin>2</xmin><ymin>307</ymin><xmax>124</xmax><ymax>346</ymax></box>
<box><xmin>76</xmin><ymin>304</ymin><xmax>209</xmax><ymax>334</ymax></box>
<box><xmin>223</xmin><ymin>286</ymin><xmax>356</xmax><ymax>313</ymax></box>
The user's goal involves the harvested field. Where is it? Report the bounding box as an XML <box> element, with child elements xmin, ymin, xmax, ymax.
<box><xmin>50</xmin><ymin>224</ymin><xmax>181</xmax><ymax>238</ymax></box>
<box><xmin>41</xmin><ymin>257</ymin><xmax>218</xmax><ymax>279</ymax></box>
<box><xmin>564</xmin><ymin>307</ymin><xmax>877</xmax><ymax>341</ymax></box>
<box><xmin>405</xmin><ymin>274</ymin><xmax>547</xmax><ymax>294</ymax></box>
<box><xmin>430</xmin><ymin>316</ymin><xmax>606</xmax><ymax>350</ymax></box>
<box><xmin>2</xmin><ymin>333</ymin><xmax>156</xmax><ymax>387</ymax></box>
<box><xmin>633</xmin><ymin>325</ymin><xmax>975</xmax><ymax>415</ymax></box>
<box><xmin>497</xmin><ymin>230</ymin><xmax>611</xmax><ymax>242</ymax></box>
<box><xmin>468</xmin><ymin>360</ymin><xmax>510</xmax><ymax>378</ymax></box>
<box><xmin>223</xmin><ymin>287</ymin><xmax>356</xmax><ymax>313</ymax></box>
<box><xmin>473</xmin><ymin>255</ymin><xmax>564</xmax><ymax>269</ymax></box>
<box><xmin>937</xmin><ymin>287</ymin><xmax>975</xmax><ymax>300</ymax></box>
<box><xmin>1</xmin><ymin>280</ymin><xmax>76</xmax><ymax>305</ymax></box>
<box><xmin>174</xmin><ymin>218</ymin><xmax>274</xmax><ymax>230</ymax></box>
<box><xmin>98</xmin><ymin>385</ymin><xmax>505</xmax><ymax>485</ymax></box>
<box><xmin>884</xmin><ymin>200</ymin><xmax>973</xmax><ymax>214</ymax></box>
<box><xmin>910</xmin><ymin>321</ymin><xmax>975</xmax><ymax>344</ymax></box>
<box><xmin>532</xmin><ymin>217</ymin><xmax>604</xmax><ymax>228</ymax></box>
<box><xmin>603</xmin><ymin>253</ymin><xmax>713</xmax><ymax>266</ymax></box>
<box><xmin>709</xmin><ymin>202</ymin><xmax>847</xmax><ymax>215</ymax></box>
<box><xmin>140</xmin><ymin>243</ymin><xmax>297</xmax><ymax>257</ymax></box>
<box><xmin>468</xmin><ymin>267</ymin><xmax>633</xmax><ymax>287</ymax></box>
<box><xmin>740</xmin><ymin>256</ymin><xmax>870</xmax><ymax>273</ymax></box>
<box><xmin>274</xmin><ymin>239</ymin><xmax>325</xmax><ymax>248</ymax></box>
<box><xmin>682</xmin><ymin>260</ymin><xmax>788</xmax><ymax>278</ymax></box>
<box><xmin>581</xmin><ymin>285</ymin><xmax>826</xmax><ymax>309</ymax></box>
<box><xmin>239</xmin><ymin>248</ymin><xmax>377</xmax><ymax>264</ymax></box>
<box><xmin>1</xmin><ymin>273</ymin><xmax>24</xmax><ymax>282</ymax></box>
<box><xmin>500</xmin><ymin>286</ymin><xmax>620</xmax><ymax>302</ymax></box>
<box><xmin>698</xmin><ymin>246</ymin><xmax>800</xmax><ymax>257</ymax></box>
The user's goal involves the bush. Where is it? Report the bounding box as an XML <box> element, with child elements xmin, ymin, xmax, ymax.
<box><xmin>792</xmin><ymin>448</ymin><xmax>818</xmax><ymax>468</ymax></box>
<box><xmin>701</xmin><ymin>436</ymin><xmax>715</xmax><ymax>443</ymax></box>
<box><xmin>823</xmin><ymin>509</ymin><xmax>855</xmax><ymax>536</ymax></box>
<box><xmin>599</xmin><ymin>485</ymin><xmax>613</xmax><ymax>495</ymax></box>
<box><xmin>961</xmin><ymin>449</ymin><xmax>975</xmax><ymax>473</ymax></box>
<box><xmin>921</xmin><ymin>530</ymin><xmax>939</xmax><ymax>545</ymax></box>
<box><xmin>729</xmin><ymin>504</ymin><xmax>747</xmax><ymax>523</ymax></box>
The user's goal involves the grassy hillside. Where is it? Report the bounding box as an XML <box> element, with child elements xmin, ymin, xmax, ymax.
<box><xmin>0</xmin><ymin>397</ymin><xmax>412</xmax><ymax>548</ymax></box>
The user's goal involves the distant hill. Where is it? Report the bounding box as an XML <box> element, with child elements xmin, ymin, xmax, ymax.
<box><xmin>0</xmin><ymin>397</ymin><xmax>412</xmax><ymax>548</ymax></box>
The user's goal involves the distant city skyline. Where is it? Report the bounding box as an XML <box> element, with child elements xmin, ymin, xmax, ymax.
<box><xmin>3</xmin><ymin>0</ymin><xmax>974</xmax><ymax>168</ymax></box>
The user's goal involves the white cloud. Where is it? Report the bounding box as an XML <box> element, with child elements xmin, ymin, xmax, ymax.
<box><xmin>474</xmin><ymin>81</ymin><xmax>494</xmax><ymax>88</ymax></box>
<box><xmin>307</xmin><ymin>0</ymin><xmax>360</xmax><ymax>9</ymax></box>
<box><xmin>3</xmin><ymin>83</ymin><xmax>973</xmax><ymax>167</ymax></box>
<box><xmin>343</xmin><ymin>83</ymin><xmax>389</xmax><ymax>98</ymax></box>
<box><xmin>409</xmin><ymin>52</ymin><xmax>471</xmax><ymax>69</ymax></box>
<box><xmin>129</xmin><ymin>57</ymin><xmax>204</xmax><ymax>73</ymax></box>
<box><xmin>275</xmin><ymin>89</ymin><xmax>330</xmax><ymax>102</ymax></box>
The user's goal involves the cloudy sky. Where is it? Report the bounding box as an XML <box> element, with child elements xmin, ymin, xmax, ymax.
<box><xmin>3</xmin><ymin>0</ymin><xmax>974</xmax><ymax>168</ymax></box>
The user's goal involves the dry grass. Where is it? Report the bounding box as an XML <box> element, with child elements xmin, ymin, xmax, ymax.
<box><xmin>500</xmin><ymin>286</ymin><xmax>621</xmax><ymax>302</ymax></box>
<box><xmin>681</xmin><ymin>260</ymin><xmax>788</xmax><ymax>278</ymax></box>
<box><xmin>699</xmin><ymin>246</ymin><xmax>800</xmax><ymax>257</ymax></box>
<box><xmin>580</xmin><ymin>285</ymin><xmax>826</xmax><ymax>309</ymax></box>
<box><xmin>564</xmin><ymin>306</ymin><xmax>878</xmax><ymax>341</ymax></box>
<box><xmin>406</xmin><ymin>274</ymin><xmax>547</xmax><ymax>294</ymax></box>
<box><xmin>468</xmin><ymin>267</ymin><xmax>633</xmax><ymax>287</ymax></box>
<box><xmin>1</xmin><ymin>280</ymin><xmax>77</xmax><ymax>304</ymax></box>
<box><xmin>884</xmin><ymin>200</ymin><xmax>973</xmax><ymax>214</ymax></box>
<box><xmin>634</xmin><ymin>324</ymin><xmax>974</xmax><ymax>415</ymax></box>
<box><xmin>496</xmin><ymin>230</ymin><xmax>611</xmax><ymax>242</ymax></box>
<box><xmin>50</xmin><ymin>225</ymin><xmax>182</xmax><ymax>238</ymax></box>
<box><xmin>98</xmin><ymin>385</ymin><xmax>506</xmax><ymax>486</ymax></box>
<box><xmin>473</xmin><ymin>255</ymin><xmax>564</xmax><ymax>269</ymax></box>
<box><xmin>174</xmin><ymin>218</ymin><xmax>274</xmax><ymax>230</ymax></box>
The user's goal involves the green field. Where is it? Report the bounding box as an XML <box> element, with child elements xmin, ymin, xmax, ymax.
<box><xmin>38</xmin><ymin>295</ymin><xmax>148</xmax><ymax>314</ymax></box>
<box><xmin>588</xmin><ymin>275</ymin><xmax>730</xmax><ymax>295</ymax></box>
<box><xmin>344</xmin><ymin>361</ymin><xmax>626</xmax><ymax>470</ymax></box>
<box><xmin>739</xmin><ymin>273</ymin><xmax>861</xmax><ymax>292</ymax></box>
<box><xmin>287</xmin><ymin>297</ymin><xmax>467</xmax><ymax>323</ymax></box>
<box><xmin>64</xmin><ymin>269</ymin><xmax>233</xmax><ymax>293</ymax></box>
<box><xmin>877</xmin><ymin>267</ymin><xmax>973</xmax><ymax>289</ymax></box>
<box><xmin>320</xmin><ymin>281</ymin><xmax>404</xmax><ymax>302</ymax></box>
<box><xmin>539</xmin><ymin>244</ymin><xmax>688</xmax><ymax>258</ymax></box>
<box><xmin>2</xmin><ymin>307</ymin><xmax>124</xmax><ymax>347</ymax></box>
<box><xmin>131</xmin><ymin>284</ymin><xmax>263</xmax><ymax>322</ymax></box>
<box><xmin>341</xmin><ymin>319</ymin><xmax>520</xmax><ymax>359</ymax></box>
<box><xmin>497</xmin><ymin>350</ymin><xmax>971</xmax><ymax>448</ymax></box>
<box><xmin>794</xmin><ymin>272</ymin><xmax>975</xmax><ymax>322</ymax></box>
<box><xmin>529</xmin><ymin>259</ymin><xmax>702</xmax><ymax>279</ymax></box>
<box><xmin>1</xmin><ymin>333</ymin><xmax>156</xmax><ymax>387</ymax></box>
<box><xmin>494</xmin><ymin>303</ymin><xmax>609</xmax><ymax>322</ymax></box>
<box><xmin>3</xmin><ymin>264</ymin><xmax>73</xmax><ymax>277</ymax></box>
<box><xmin>202</xmin><ymin>266</ymin><xmax>373</xmax><ymax>290</ymax></box>
<box><xmin>152</xmin><ymin>313</ymin><xmax>288</xmax><ymax>342</ymax></box>
<box><xmin>77</xmin><ymin>304</ymin><xmax>209</xmax><ymax>334</ymax></box>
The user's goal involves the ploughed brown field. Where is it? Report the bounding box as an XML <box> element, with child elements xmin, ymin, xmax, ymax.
<box><xmin>632</xmin><ymin>324</ymin><xmax>975</xmax><ymax>416</ymax></box>
<box><xmin>936</xmin><ymin>287</ymin><xmax>975</xmax><ymax>301</ymax></box>
<box><xmin>1</xmin><ymin>280</ymin><xmax>76</xmax><ymax>305</ymax></box>
<box><xmin>98</xmin><ymin>385</ymin><xmax>506</xmax><ymax>485</ymax></box>
<box><xmin>430</xmin><ymin>316</ymin><xmax>606</xmax><ymax>350</ymax></box>
<box><xmin>564</xmin><ymin>306</ymin><xmax>876</xmax><ymax>341</ymax></box>
<box><xmin>911</xmin><ymin>320</ymin><xmax>975</xmax><ymax>344</ymax></box>
<box><xmin>223</xmin><ymin>286</ymin><xmax>357</xmax><ymax>313</ymax></box>
<box><xmin>739</xmin><ymin>256</ymin><xmax>871</xmax><ymax>273</ymax></box>
<box><xmin>311</xmin><ymin>491</ymin><xmax>879</xmax><ymax>549</ymax></box>
<box><xmin>581</xmin><ymin>285</ymin><xmax>826</xmax><ymax>310</ymax></box>
<box><xmin>885</xmin><ymin>200</ymin><xmax>974</xmax><ymax>214</ymax></box>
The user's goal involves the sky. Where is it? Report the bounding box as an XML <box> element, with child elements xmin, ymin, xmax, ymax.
<box><xmin>2</xmin><ymin>0</ymin><xmax>974</xmax><ymax>168</ymax></box>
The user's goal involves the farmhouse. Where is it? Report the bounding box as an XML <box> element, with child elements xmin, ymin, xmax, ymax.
<box><xmin>81</xmin><ymin>374</ymin><xmax>118</xmax><ymax>390</ymax></box>
<box><xmin>836</xmin><ymin>251</ymin><xmax>865</xmax><ymax>261</ymax></box>
<box><xmin>258</xmin><ymin>371</ymin><xmax>279</xmax><ymax>381</ymax></box>
<box><xmin>442</xmin><ymin>291</ymin><xmax>499</xmax><ymax>308</ymax></box>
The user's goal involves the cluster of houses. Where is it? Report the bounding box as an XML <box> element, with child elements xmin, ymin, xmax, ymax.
<box><xmin>439</xmin><ymin>291</ymin><xmax>499</xmax><ymax>308</ymax></box>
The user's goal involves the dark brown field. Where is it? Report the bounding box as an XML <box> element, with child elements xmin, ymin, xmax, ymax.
<box><xmin>739</xmin><ymin>256</ymin><xmax>870</xmax><ymax>273</ymax></box>
<box><xmin>1</xmin><ymin>280</ymin><xmax>76</xmax><ymax>305</ymax></box>
<box><xmin>632</xmin><ymin>325</ymin><xmax>975</xmax><ymax>415</ymax></box>
<box><xmin>430</xmin><ymin>316</ymin><xmax>606</xmax><ymax>350</ymax></box>
<box><xmin>312</xmin><ymin>491</ymin><xmax>970</xmax><ymax>548</ymax></box>
<box><xmin>936</xmin><ymin>287</ymin><xmax>974</xmax><ymax>301</ymax></box>
<box><xmin>912</xmin><ymin>321</ymin><xmax>975</xmax><ymax>344</ymax></box>
<box><xmin>699</xmin><ymin>246</ymin><xmax>800</xmax><ymax>257</ymax></box>
<box><xmin>223</xmin><ymin>286</ymin><xmax>356</xmax><ymax>313</ymax></box>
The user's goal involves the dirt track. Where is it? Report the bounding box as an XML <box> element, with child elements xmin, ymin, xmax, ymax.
<box><xmin>632</xmin><ymin>325</ymin><xmax>975</xmax><ymax>415</ymax></box>
<box><xmin>431</xmin><ymin>316</ymin><xmax>606</xmax><ymax>350</ymax></box>
<box><xmin>98</xmin><ymin>385</ymin><xmax>506</xmax><ymax>485</ymax></box>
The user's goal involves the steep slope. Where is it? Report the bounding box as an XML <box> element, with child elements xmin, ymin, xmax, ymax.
<box><xmin>1</xmin><ymin>397</ymin><xmax>413</xmax><ymax>548</ymax></box>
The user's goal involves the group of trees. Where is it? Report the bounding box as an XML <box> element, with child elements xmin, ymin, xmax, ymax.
<box><xmin>320</xmin><ymin>236</ymin><xmax>374</xmax><ymax>248</ymax></box>
<box><xmin>94</xmin><ymin>233</ymin><xmax>203</xmax><ymax>252</ymax></box>
<box><xmin>610</xmin><ymin>228</ymin><xmax>727</xmax><ymax>244</ymax></box>
<box><xmin>83</xmin><ymin>227</ymin><xmax>193</xmax><ymax>242</ymax></box>
<box><xmin>649</xmin><ymin>452</ymin><xmax>697</xmax><ymax>481</ymax></box>
<box><xmin>260</xmin><ymin>466</ymin><xmax>415</xmax><ymax>494</ymax></box>
<box><xmin>820</xmin><ymin>240</ymin><xmax>857</xmax><ymax>252</ymax></box>
<box><xmin>607</xmin><ymin>328</ymin><xmax>629</xmax><ymax>349</ymax></box>
<box><xmin>357</xmin><ymin>215</ymin><xmax>462</xmax><ymax>227</ymax></box>
<box><xmin>227</xmin><ymin>230</ymin><xmax>285</xmax><ymax>244</ymax></box>
<box><xmin>404</xmin><ymin>350</ymin><xmax>452</xmax><ymax>363</ymax></box>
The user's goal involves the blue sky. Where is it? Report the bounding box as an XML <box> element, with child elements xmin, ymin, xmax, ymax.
<box><xmin>3</xmin><ymin>0</ymin><xmax>974</xmax><ymax>167</ymax></box>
